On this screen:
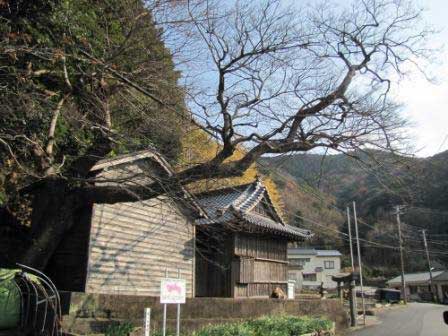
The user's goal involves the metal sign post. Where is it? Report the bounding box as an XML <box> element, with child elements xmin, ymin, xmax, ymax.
<box><xmin>160</xmin><ymin>268</ymin><xmax>186</xmax><ymax>336</ymax></box>
<box><xmin>144</xmin><ymin>308</ymin><xmax>151</xmax><ymax>336</ymax></box>
<box><xmin>176</xmin><ymin>268</ymin><xmax>181</xmax><ymax>336</ymax></box>
<box><xmin>162</xmin><ymin>269</ymin><xmax>168</xmax><ymax>336</ymax></box>
<box><xmin>162</xmin><ymin>304</ymin><xmax>167</xmax><ymax>336</ymax></box>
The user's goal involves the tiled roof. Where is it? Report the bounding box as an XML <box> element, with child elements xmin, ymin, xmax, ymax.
<box><xmin>195</xmin><ymin>180</ymin><xmax>312</xmax><ymax>240</ymax></box>
<box><xmin>239</xmin><ymin>212</ymin><xmax>312</xmax><ymax>237</ymax></box>
<box><xmin>387</xmin><ymin>271</ymin><xmax>445</xmax><ymax>285</ymax></box>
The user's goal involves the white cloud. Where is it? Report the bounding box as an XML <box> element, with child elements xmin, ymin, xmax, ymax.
<box><xmin>395</xmin><ymin>63</ymin><xmax>448</xmax><ymax>157</ymax></box>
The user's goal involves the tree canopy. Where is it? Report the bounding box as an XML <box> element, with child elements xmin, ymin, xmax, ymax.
<box><xmin>0</xmin><ymin>0</ymin><xmax>433</xmax><ymax>269</ymax></box>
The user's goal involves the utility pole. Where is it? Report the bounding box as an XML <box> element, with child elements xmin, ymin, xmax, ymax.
<box><xmin>347</xmin><ymin>206</ymin><xmax>355</xmax><ymax>272</ymax></box>
<box><xmin>421</xmin><ymin>229</ymin><xmax>436</xmax><ymax>302</ymax></box>
<box><xmin>347</xmin><ymin>206</ymin><xmax>357</xmax><ymax>327</ymax></box>
<box><xmin>353</xmin><ymin>201</ymin><xmax>366</xmax><ymax>325</ymax></box>
<box><xmin>396</xmin><ymin>206</ymin><xmax>407</xmax><ymax>304</ymax></box>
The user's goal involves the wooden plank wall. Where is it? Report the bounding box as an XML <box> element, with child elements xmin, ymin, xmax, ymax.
<box><xmin>233</xmin><ymin>233</ymin><xmax>288</xmax><ymax>297</ymax></box>
<box><xmin>253</xmin><ymin>260</ymin><xmax>286</xmax><ymax>282</ymax></box>
<box><xmin>234</xmin><ymin>233</ymin><xmax>287</xmax><ymax>261</ymax></box>
<box><xmin>85</xmin><ymin>161</ymin><xmax>195</xmax><ymax>297</ymax></box>
<box><xmin>195</xmin><ymin>228</ymin><xmax>233</xmax><ymax>297</ymax></box>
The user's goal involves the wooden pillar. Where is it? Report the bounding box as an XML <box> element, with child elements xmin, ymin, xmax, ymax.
<box><xmin>349</xmin><ymin>280</ymin><xmax>357</xmax><ymax>327</ymax></box>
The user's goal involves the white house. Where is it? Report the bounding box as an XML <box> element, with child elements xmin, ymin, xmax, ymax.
<box><xmin>287</xmin><ymin>248</ymin><xmax>342</xmax><ymax>290</ymax></box>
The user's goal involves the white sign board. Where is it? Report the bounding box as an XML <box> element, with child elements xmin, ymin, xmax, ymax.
<box><xmin>160</xmin><ymin>278</ymin><xmax>186</xmax><ymax>304</ymax></box>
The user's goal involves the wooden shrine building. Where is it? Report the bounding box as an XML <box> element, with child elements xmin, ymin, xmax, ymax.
<box><xmin>195</xmin><ymin>180</ymin><xmax>312</xmax><ymax>298</ymax></box>
<box><xmin>45</xmin><ymin>149</ymin><xmax>312</xmax><ymax>298</ymax></box>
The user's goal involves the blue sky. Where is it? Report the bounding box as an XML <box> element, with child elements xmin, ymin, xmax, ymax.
<box><xmin>301</xmin><ymin>0</ymin><xmax>448</xmax><ymax>157</ymax></box>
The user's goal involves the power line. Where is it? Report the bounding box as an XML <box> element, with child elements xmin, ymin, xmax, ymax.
<box><xmin>185</xmin><ymin>153</ymin><xmax>448</xmax><ymax>260</ymax></box>
<box><xmin>258</xmin><ymin>159</ymin><xmax>394</xmax><ymax>232</ymax></box>
<box><xmin>291</xmin><ymin>207</ymin><xmax>448</xmax><ymax>256</ymax></box>
<box><xmin>258</xmin><ymin>154</ymin><xmax>448</xmax><ymax>240</ymax></box>
<box><xmin>402</xmin><ymin>235</ymin><xmax>448</xmax><ymax>247</ymax></box>
<box><xmin>257</xmin><ymin>157</ymin><xmax>442</xmax><ymax>239</ymax></box>
<box><xmin>405</xmin><ymin>206</ymin><xmax>448</xmax><ymax>216</ymax></box>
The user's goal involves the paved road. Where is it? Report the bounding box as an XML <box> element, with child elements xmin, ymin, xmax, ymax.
<box><xmin>350</xmin><ymin>303</ymin><xmax>448</xmax><ymax>336</ymax></box>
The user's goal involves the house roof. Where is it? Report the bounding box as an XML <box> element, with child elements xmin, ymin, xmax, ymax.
<box><xmin>195</xmin><ymin>179</ymin><xmax>313</xmax><ymax>240</ymax></box>
<box><xmin>288</xmin><ymin>248</ymin><xmax>317</xmax><ymax>256</ymax></box>
<box><xmin>387</xmin><ymin>271</ymin><xmax>446</xmax><ymax>285</ymax></box>
<box><xmin>90</xmin><ymin>148</ymin><xmax>207</xmax><ymax>218</ymax></box>
<box><xmin>288</xmin><ymin>248</ymin><xmax>342</xmax><ymax>257</ymax></box>
<box><xmin>316</xmin><ymin>250</ymin><xmax>342</xmax><ymax>257</ymax></box>
<box><xmin>91</xmin><ymin>148</ymin><xmax>174</xmax><ymax>174</ymax></box>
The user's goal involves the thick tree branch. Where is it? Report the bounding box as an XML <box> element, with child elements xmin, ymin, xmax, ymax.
<box><xmin>67</xmin><ymin>131</ymin><xmax>114</xmax><ymax>177</ymax></box>
<box><xmin>45</xmin><ymin>94</ymin><xmax>69</xmax><ymax>158</ymax></box>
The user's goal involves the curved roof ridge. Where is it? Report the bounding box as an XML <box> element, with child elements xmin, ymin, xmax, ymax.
<box><xmin>234</xmin><ymin>179</ymin><xmax>265</xmax><ymax>211</ymax></box>
<box><xmin>261</xmin><ymin>181</ymin><xmax>286</xmax><ymax>225</ymax></box>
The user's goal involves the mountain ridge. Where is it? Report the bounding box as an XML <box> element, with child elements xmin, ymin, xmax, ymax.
<box><xmin>260</xmin><ymin>149</ymin><xmax>448</xmax><ymax>278</ymax></box>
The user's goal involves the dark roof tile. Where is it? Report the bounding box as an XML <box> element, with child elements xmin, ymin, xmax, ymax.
<box><xmin>195</xmin><ymin>180</ymin><xmax>312</xmax><ymax>240</ymax></box>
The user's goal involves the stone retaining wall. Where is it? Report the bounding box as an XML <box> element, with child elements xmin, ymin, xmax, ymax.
<box><xmin>61</xmin><ymin>292</ymin><xmax>348</xmax><ymax>335</ymax></box>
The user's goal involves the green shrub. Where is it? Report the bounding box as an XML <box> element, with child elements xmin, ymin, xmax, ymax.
<box><xmin>104</xmin><ymin>321</ymin><xmax>134</xmax><ymax>336</ymax></box>
<box><xmin>305</xmin><ymin>317</ymin><xmax>332</xmax><ymax>333</ymax></box>
<box><xmin>193</xmin><ymin>322</ymin><xmax>255</xmax><ymax>336</ymax></box>
<box><xmin>192</xmin><ymin>315</ymin><xmax>332</xmax><ymax>336</ymax></box>
<box><xmin>248</xmin><ymin>315</ymin><xmax>317</xmax><ymax>336</ymax></box>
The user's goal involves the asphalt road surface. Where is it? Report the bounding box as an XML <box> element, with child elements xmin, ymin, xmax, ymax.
<box><xmin>350</xmin><ymin>303</ymin><xmax>448</xmax><ymax>336</ymax></box>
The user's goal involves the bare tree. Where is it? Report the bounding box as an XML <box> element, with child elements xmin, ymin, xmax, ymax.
<box><xmin>93</xmin><ymin>0</ymin><xmax>431</xmax><ymax>195</ymax></box>
<box><xmin>0</xmin><ymin>0</ymin><xmax>432</xmax><ymax>269</ymax></box>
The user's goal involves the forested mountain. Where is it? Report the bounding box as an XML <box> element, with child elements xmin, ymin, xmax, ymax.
<box><xmin>261</xmin><ymin>150</ymin><xmax>448</xmax><ymax>279</ymax></box>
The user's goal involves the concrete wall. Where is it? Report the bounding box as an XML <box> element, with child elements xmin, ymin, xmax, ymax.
<box><xmin>61</xmin><ymin>292</ymin><xmax>348</xmax><ymax>335</ymax></box>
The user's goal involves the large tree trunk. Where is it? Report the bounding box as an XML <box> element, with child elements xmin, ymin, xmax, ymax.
<box><xmin>20</xmin><ymin>180</ymin><xmax>79</xmax><ymax>270</ymax></box>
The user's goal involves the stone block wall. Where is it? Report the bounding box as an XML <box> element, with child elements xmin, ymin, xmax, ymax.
<box><xmin>61</xmin><ymin>292</ymin><xmax>348</xmax><ymax>335</ymax></box>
